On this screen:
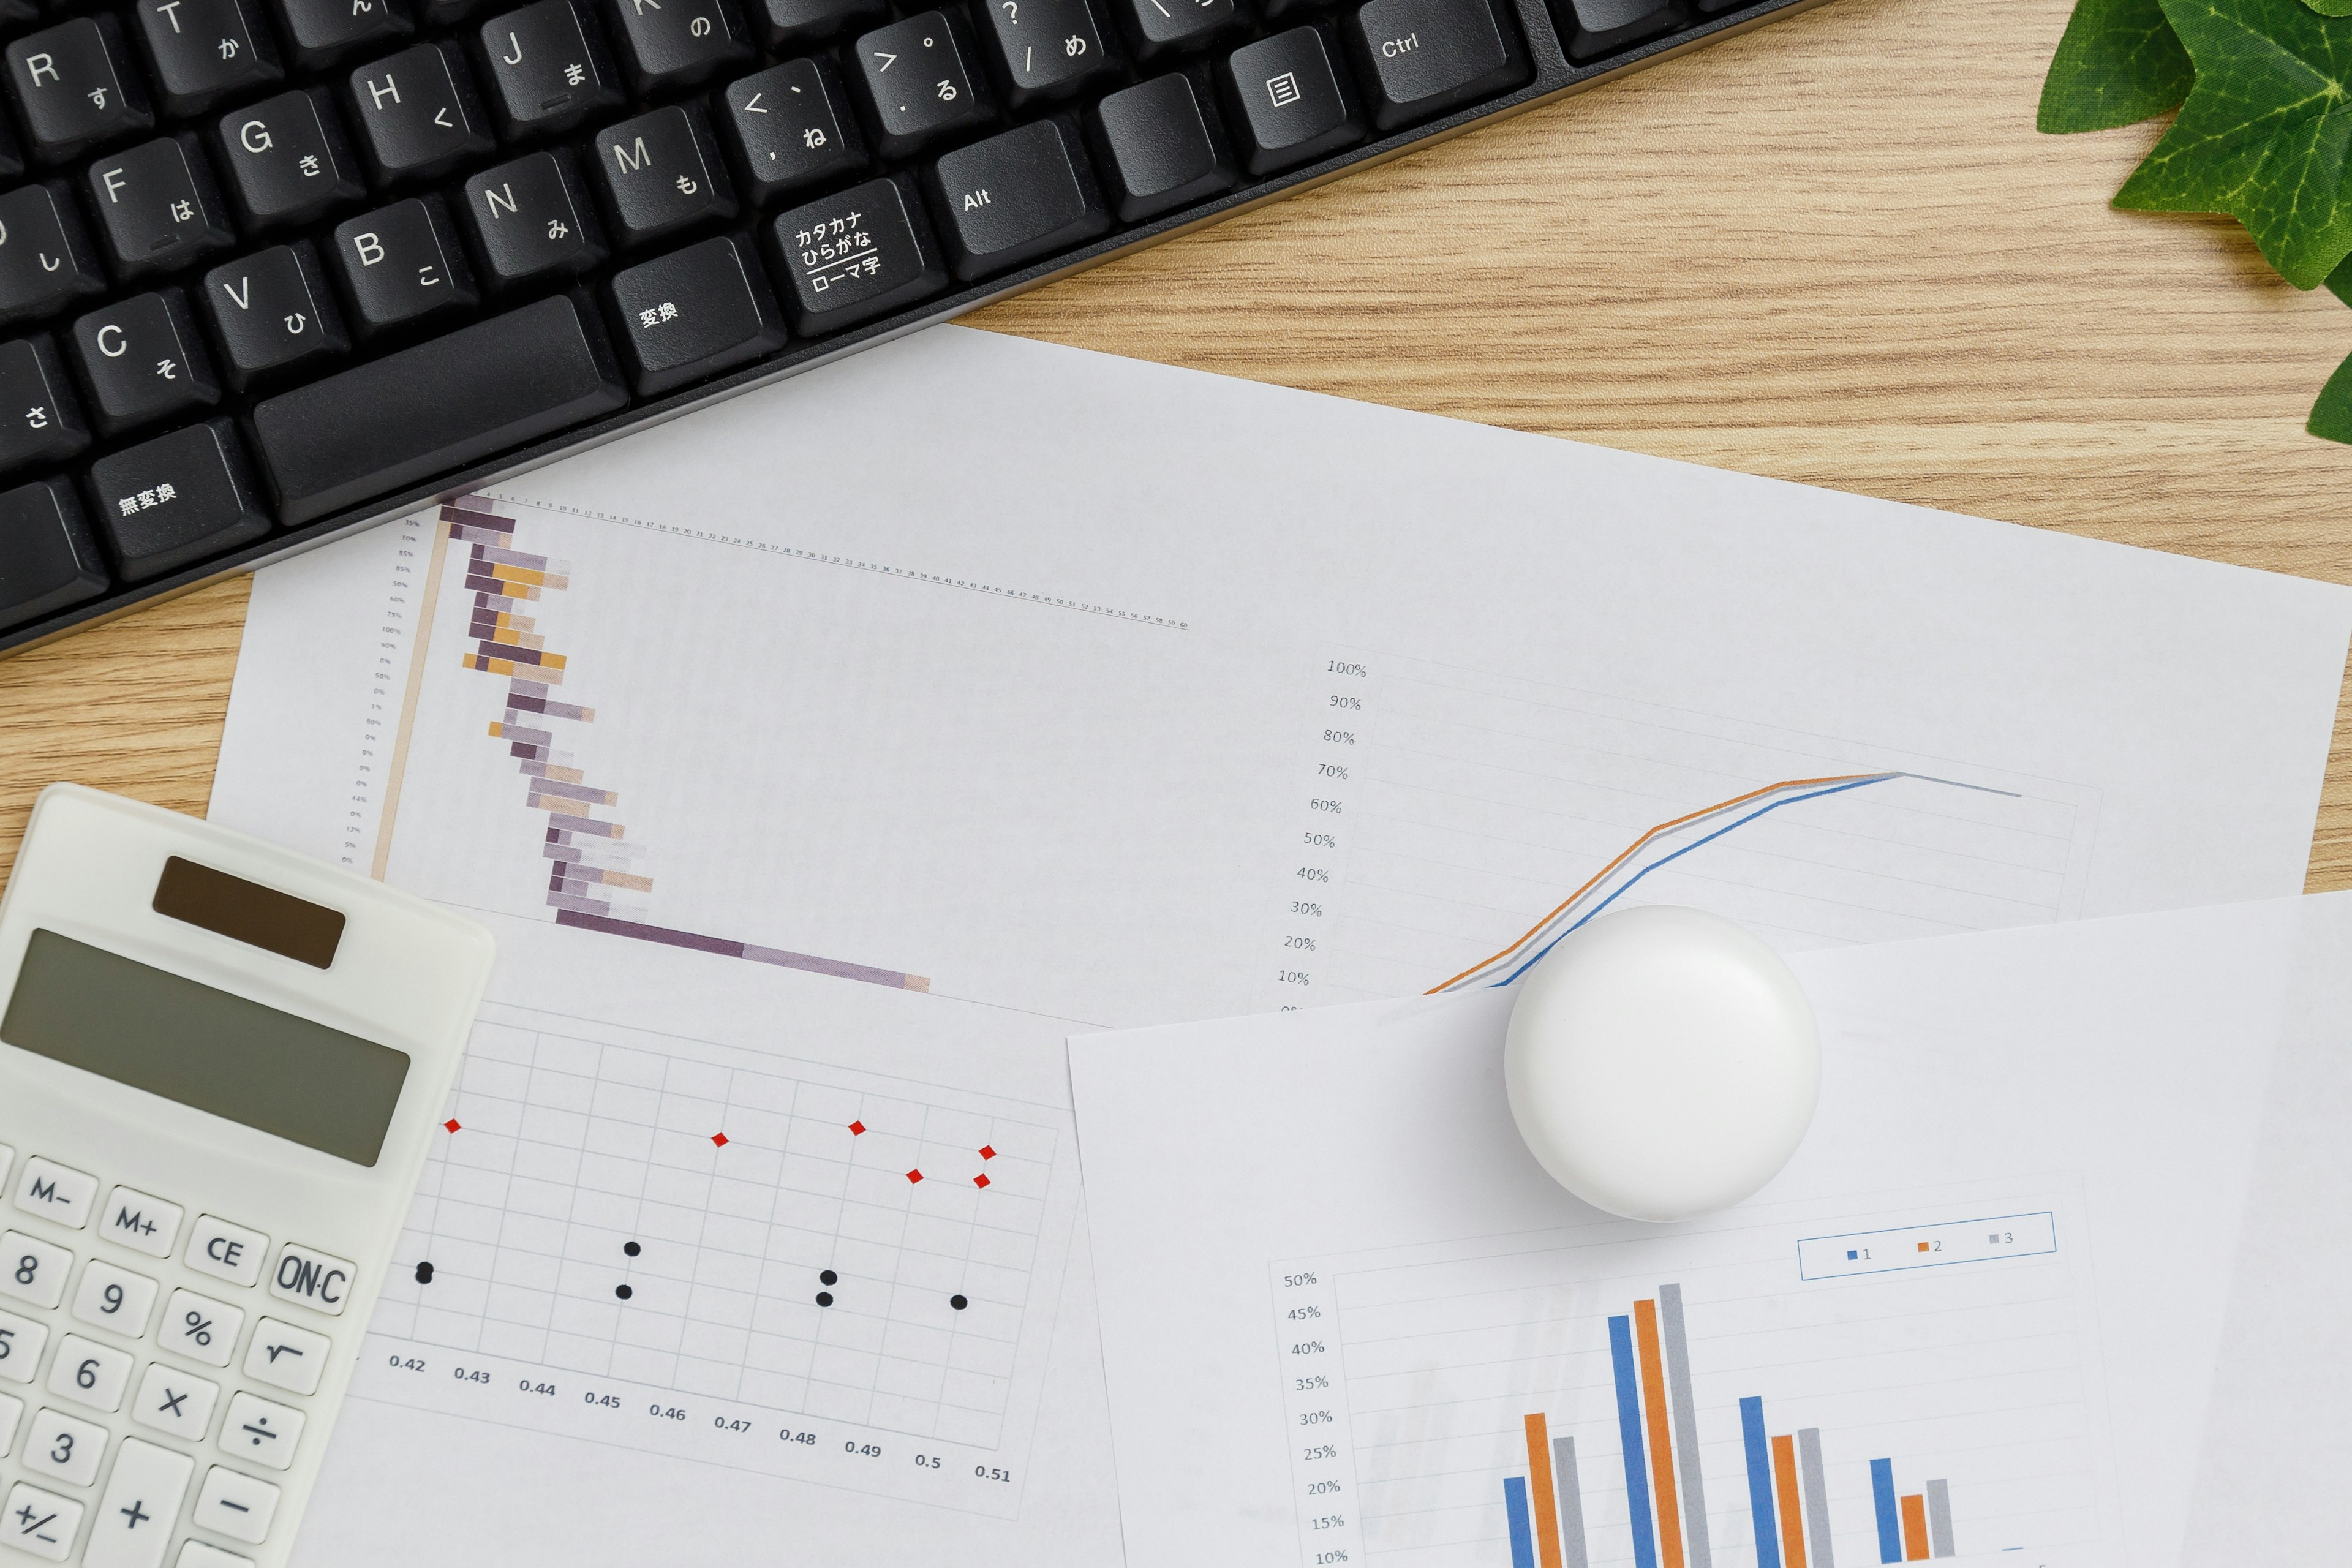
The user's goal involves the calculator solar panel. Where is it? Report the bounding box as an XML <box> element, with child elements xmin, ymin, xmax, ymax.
<box><xmin>0</xmin><ymin>0</ymin><xmax>1825</xmax><ymax>654</ymax></box>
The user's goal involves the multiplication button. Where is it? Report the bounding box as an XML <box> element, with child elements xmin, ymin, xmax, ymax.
<box><xmin>184</xmin><ymin>1216</ymin><xmax>266</xmax><ymax>1289</ymax></box>
<box><xmin>130</xmin><ymin>1363</ymin><xmax>217</xmax><ymax>1441</ymax></box>
<box><xmin>11</xmin><ymin>1158</ymin><xmax>97</xmax><ymax>1229</ymax></box>
<box><xmin>242</xmin><ymin>1318</ymin><xmax>329</xmax><ymax>1396</ymax></box>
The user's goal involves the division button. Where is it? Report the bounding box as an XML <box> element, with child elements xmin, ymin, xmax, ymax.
<box><xmin>1</xmin><ymin>1479</ymin><xmax>84</xmax><ymax>1561</ymax></box>
<box><xmin>191</xmin><ymin>1466</ymin><xmax>277</xmax><ymax>1545</ymax></box>
<box><xmin>82</xmin><ymin>1436</ymin><xmax>192</xmax><ymax>1568</ymax></box>
<box><xmin>217</xmin><ymin>1391</ymin><xmax>303</xmax><ymax>1470</ymax></box>
<box><xmin>266</xmin><ymin>1241</ymin><xmax>355</xmax><ymax>1315</ymax></box>
<box><xmin>1218</xmin><ymin>25</ymin><xmax>1363</xmax><ymax>175</ymax></box>
<box><xmin>920</xmin><ymin>115</ymin><xmax>1107</xmax><ymax>282</ymax></box>
<box><xmin>765</xmin><ymin>175</ymin><xmax>946</xmax><ymax>334</ymax></box>
<box><xmin>1340</xmin><ymin>0</ymin><xmax>1525</xmax><ymax>130</ymax></box>
<box><xmin>0</xmin><ymin>483</ymin><xmax>106</xmax><ymax>633</ymax></box>
<box><xmin>241</xmin><ymin>1318</ymin><xmax>330</xmax><ymax>1396</ymax></box>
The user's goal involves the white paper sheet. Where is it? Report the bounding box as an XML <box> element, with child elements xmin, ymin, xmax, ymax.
<box><xmin>203</xmin><ymin>325</ymin><xmax>2352</xmax><ymax>1566</ymax></box>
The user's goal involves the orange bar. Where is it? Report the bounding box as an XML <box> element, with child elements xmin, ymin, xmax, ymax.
<box><xmin>1523</xmin><ymin>1414</ymin><xmax>1564</xmax><ymax>1568</ymax></box>
<box><xmin>1632</xmin><ymin>1301</ymin><xmax>1685</xmax><ymax>1568</ymax></box>
<box><xmin>1769</xmin><ymin>1436</ymin><xmax>1808</xmax><ymax>1568</ymax></box>
<box><xmin>1900</xmin><ymin>1494</ymin><xmax>1929</xmax><ymax>1561</ymax></box>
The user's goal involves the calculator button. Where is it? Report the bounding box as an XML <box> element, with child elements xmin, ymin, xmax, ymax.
<box><xmin>46</xmin><ymin>1335</ymin><xmax>135</xmax><ymax>1412</ymax></box>
<box><xmin>241</xmin><ymin>1319</ymin><xmax>329</xmax><ymax>1396</ymax></box>
<box><xmin>11</xmin><ymin>1158</ymin><xmax>97</xmax><ymax>1228</ymax></box>
<box><xmin>22</xmin><ymin>1407</ymin><xmax>106</xmax><ymax>1487</ymax></box>
<box><xmin>72</xmin><ymin>1260</ymin><xmax>160</xmax><ymax>1338</ymax></box>
<box><xmin>0</xmin><ymin>1306</ymin><xmax>47</xmax><ymax>1382</ymax></box>
<box><xmin>217</xmin><ymin>1391</ymin><xmax>302</xmax><ymax>1470</ymax></box>
<box><xmin>0</xmin><ymin>1390</ymin><xmax>21</xmax><ymax>1452</ymax></box>
<box><xmin>98</xmin><ymin>1188</ymin><xmax>183</xmax><ymax>1260</ymax></box>
<box><xmin>161</xmin><ymin>1289</ymin><xmax>242</xmax><ymax>1368</ymax></box>
<box><xmin>0</xmin><ymin>1145</ymin><xmax>13</xmax><ymax>1196</ymax></box>
<box><xmin>266</xmin><ymin>1242</ymin><xmax>355</xmax><ymax>1316</ymax></box>
<box><xmin>176</xmin><ymin>1544</ymin><xmax>255</xmax><ymax>1568</ymax></box>
<box><xmin>184</xmin><ymin>1216</ymin><xmax>265</xmax><ymax>1289</ymax></box>
<box><xmin>2</xmin><ymin>1479</ymin><xmax>83</xmax><ymax>1561</ymax></box>
<box><xmin>0</xmin><ymin>1231</ymin><xmax>72</xmax><ymax>1309</ymax></box>
<box><xmin>192</xmin><ymin>1467</ymin><xmax>277</xmax><ymax>1544</ymax></box>
<box><xmin>83</xmin><ymin>1436</ymin><xmax>192</xmax><ymax>1568</ymax></box>
<box><xmin>130</xmin><ymin>1363</ymin><xmax>217</xmax><ymax>1441</ymax></box>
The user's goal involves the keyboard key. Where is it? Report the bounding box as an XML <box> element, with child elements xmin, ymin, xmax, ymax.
<box><xmin>70</xmin><ymin>1259</ymin><xmax>160</xmax><ymax>1336</ymax></box>
<box><xmin>192</xmin><ymin>1467</ymin><xmax>277</xmax><ymax>1545</ymax></box>
<box><xmin>0</xmin><ymin>1390</ymin><xmax>17</xmax><ymax>1452</ymax></box>
<box><xmin>7</xmin><ymin>17</ymin><xmax>153</xmax><ymax>165</ymax></box>
<box><xmin>1219</xmin><ymin>24</ymin><xmax>1361</xmax><ymax>174</ymax></box>
<box><xmin>189</xmin><ymin>1215</ymin><xmax>266</xmax><ymax>1286</ymax></box>
<box><xmin>1340</xmin><ymin>0</ymin><xmax>1522</xmax><ymax>128</ymax></box>
<box><xmin>83</xmin><ymin>1436</ymin><xmax>192</xmax><ymax>1568</ymax></box>
<box><xmin>347</xmin><ymin>41</ymin><xmax>494</xmax><ymax>185</ymax></box>
<box><xmin>241</xmin><ymin>1317</ymin><xmax>329</xmax><ymax>1395</ymax></box>
<box><xmin>590</xmin><ymin>103</ymin><xmax>733</xmax><ymax>247</ymax></box>
<box><xmin>1</xmin><ymin>1480</ymin><xmax>81</xmax><ymax>1561</ymax></box>
<box><xmin>0</xmin><ymin>119</ymin><xmax>21</xmax><ymax>181</ymax></box>
<box><xmin>159</xmin><ymin>1287</ymin><xmax>241</xmax><ymax>1366</ymax></box>
<box><xmin>752</xmin><ymin>0</ymin><xmax>883</xmax><ymax>45</ymax></box>
<box><xmin>720</xmin><ymin>58</ymin><xmax>864</xmax><ymax>206</ymax></box>
<box><xmin>974</xmin><ymin>0</ymin><xmax>1115</xmax><ymax>108</ymax></box>
<box><xmin>1086</xmin><ymin>68</ymin><xmax>1233</xmax><ymax>220</ymax></box>
<box><xmin>219</xmin><ymin>1390</ymin><xmax>303</xmax><ymax>1469</ymax></box>
<box><xmin>176</xmin><ymin>1543</ymin><xmax>254</xmax><ymax>1568</ymax></box>
<box><xmin>218</xmin><ymin>88</ymin><xmax>366</xmax><ymax>232</ymax></box>
<box><xmin>0</xmin><ymin>339</ymin><xmax>90</xmax><ymax>472</ymax></box>
<box><xmin>477</xmin><ymin>0</ymin><xmax>620</xmax><ymax>138</ymax></box>
<box><xmin>45</xmin><ymin>1335</ymin><xmax>134</xmax><ymax>1412</ymax></box>
<box><xmin>0</xmin><ymin>481</ymin><xmax>103</xmax><ymax>633</ymax></box>
<box><xmin>0</xmin><ymin>184</ymin><xmax>106</xmax><ymax>324</ymax></box>
<box><xmin>21</xmin><ymin>1406</ymin><xmax>105</xmax><ymax>1485</ymax></box>
<box><xmin>11</xmin><ymin>1158</ymin><xmax>95</xmax><ymax>1226</ymax></box>
<box><xmin>1110</xmin><ymin>0</ymin><xmax>1240</xmax><ymax>58</ymax></box>
<box><xmin>98</xmin><ymin>1189</ymin><xmax>182</xmax><ymax>1261</ymax></box>
<box><xmin>766</xmin><ymin>174</ymin><xmax>943</xmax><ymax>333</ymax></box>
<box><xmin>129</xmin><ymin>0</ymin><xmax>281</xmax><ymax>116</ymax></box>
<box><xmin>87</xmin><ymin>420</ymin><xmax>268</xmax><ymax>579</ymax></box>
<box><xmin>609</xmin><ymin>231</ymin><xmax>783</xmax><ymax>393</ymax></box>
<box><xmin>251</xmin><ymin>293</ymin><xmax>625</xmax><ymax>522</ymax></box>
<box><xmin>130</xmin><ymin>1363</ymin><xmax>217</xmax><ymax>1441</ymax></box>
<box><xmin>0</xmin><ymin>1305</ymin><xmax>48</xmax><ymax>1380</ymax></box>
<box><xmin>268</xmin><ymin>0</ymin><xmax>412</xmax><ymax>69</ymax></box>
<box><xmin>462</xmin><ymin>148</ymin><xmax>604</xmax><ymax>285</ymax></box>
<box><xmin>602</xmin><ymin>0</ymin><xmax>748</xmax><ymax>90</ymax></box>
<box><xmin>922</xmin><ymin>115</ymin><xmax>1106</xmax><ymax>281</ymax></box>
<box><xmin>199</xmin><ymin>242</ymin><xmax>348</xmax><ymax>387</ymax></box>
<box><xmin>87</xmin><ymin>134</ymin><xmax>237</xmax><ymax>279</ymax></box>
<box><xmin>68</xmin><ymin>290</ymin><xmax>219</xmax><ymax>435</ymax></box>
<box><xmin>0</xmin><ymin>1231</ymin><xmax>71</xmax><ymax>1308</ymax></box>
<box><xmin>847</xmin><ymin>11</ymin><xmax>993</xmax><ymax>160</ymax></box>
<box><xmin>331</xmin><ymin>194</ymin><xmax>476</xmax><ymax>334</ymax></box>
<box><xmin>1553</xmin><ymin>0</ymin><xmax>1677</xmax><ymax>61</ymax></box>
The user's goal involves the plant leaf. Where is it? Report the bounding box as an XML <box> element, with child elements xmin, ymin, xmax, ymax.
<box><xmin>2305</xmin><ymin>0</ymin><xmax>2352</xmax><ymax>18</ymax></box>
<box><xmin>2040</xmin><ymin>0</ymin><xmax>2196</xmax><ymax>131</ymax></box>
<box><xmin>2333</xmin><ymin>253</ymin><xmax>2352</xmax><ymax>300</ymax></box>
<box><xmin>2114</xmin><ymin>0</ymin><xmax>2352</xmax><ymax>288</ymax></box>
<box><xmin>2312</xmin><ymin>349</ymin><xmax>2352</xmax><ymax>440</ymax></box>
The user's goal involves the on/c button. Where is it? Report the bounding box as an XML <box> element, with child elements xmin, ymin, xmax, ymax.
<box><xmin>268</xmin><ymin>1242</ymin><xmax>356</xmax><ymax>1316</ymax></box>
<box><xmin>184</xmin><ymin>1214</ymin><xmax>268</xmax><ymax>1289</ymax></box>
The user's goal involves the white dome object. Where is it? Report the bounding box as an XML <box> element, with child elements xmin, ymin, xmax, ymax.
<box><xmin>1503</xmin><ymin>905</ymin><xmax>1819</xmax><ymax>1223</ymax></box>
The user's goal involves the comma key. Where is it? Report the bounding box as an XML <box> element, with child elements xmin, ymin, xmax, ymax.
<box><xmin>764</xmin><ymin>174</ymin><xmax>944</xmax><ymax>334</ymax></box>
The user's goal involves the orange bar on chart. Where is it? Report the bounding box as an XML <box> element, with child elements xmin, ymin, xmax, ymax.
<box><xmin>1768</xmin><ymin>1434</ymin><xmax>1809</xmax><ymax>1568</ymax></box>
<box><xmin>1522</xmin><ymin>1414</ymin><xmax>1564</xmax><ymax>1568</ymax></box>
<box><xmin>1900</xmin><ymin>1494</ymin><xmax>1929</xmax><ymax>1561</ymax></box>
<box><xmin>1632</xmin><ymin>1300</ymin><xmax>1686</xmax><ymax>1568</ymax></box>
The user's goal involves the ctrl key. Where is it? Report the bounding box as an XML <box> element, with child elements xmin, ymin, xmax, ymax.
<box><xmin>86</xmin><ymin>419</ymin><xmax>270</xmax><ymax>583</ymax></box>
<box><xmin>766</xmin><ymin>176</ymin><xmax>946</xmax><ymax>335</ymax></box>
<box><xmin>0</xmin><ymin>477</ymin><xmax>107</xmax><ymax>632</ymax></box>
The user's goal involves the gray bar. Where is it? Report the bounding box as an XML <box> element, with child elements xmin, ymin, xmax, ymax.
<box><xmin>1925</xmin><ymin>1478</ymin><xmax>1954</xmax><ymax>1558</ymax></box>
<box><xmin>1552</xmin><ymin>1436</ymin><xmax>1589</xmax><ymax>1568</ymax></box>
<box><xmin>1658</xmin><ymin>1284</ymin><xmax>1714</xmax><ymax>1568</ymax></box>
<box><xmin>1797</xmin><ymin>1428</ymin><xmax>1836</xmax><ymax>1568</ymax></box>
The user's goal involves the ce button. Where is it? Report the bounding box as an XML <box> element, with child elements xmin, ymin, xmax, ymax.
<box><xmin>185</xmin><ymin>1213</ymin><xmax>270</xmax><ymax>1289</ymax></box>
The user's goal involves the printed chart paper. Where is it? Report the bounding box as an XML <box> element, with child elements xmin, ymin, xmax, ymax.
<box><xmin>204</xmin><ymin>325</ymin><xmax>2352</xmax><ymax>1565</ymax></box>
<box><xmin>1067</xmin><ymin>895</ymin><xmax>2352</xmax><ymax>1568</ymax></box>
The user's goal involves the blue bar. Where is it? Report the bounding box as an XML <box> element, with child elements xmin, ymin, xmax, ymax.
<box><xmin>1608</xmin><ymin>1315</ymin><xmax>1659</xmax><ymax>1568</ymax></box>
<box><xmin>1740</xmin><ymin>1396</ymin><xmax>1781</xmax><ymax>1568</ymax></box>
<box><xmin>1871</xmin><ymin>1458</ymin><xmax>1902</xmax><ymax>1564</ymax></box>
<box><xmin>1504</xmin><ymin>1476</ymin><xmax>1537</xmax><ymax>1568</ymax></box>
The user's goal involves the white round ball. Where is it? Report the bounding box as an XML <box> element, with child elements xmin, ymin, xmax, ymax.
<box><xmin>1503</xmin><ymin>905</ymin><xmax>1819</xmax><ymax>1222</ymax></box>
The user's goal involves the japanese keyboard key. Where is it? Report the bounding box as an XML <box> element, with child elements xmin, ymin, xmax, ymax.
<box><xmin>976</xmin><ymin>0</ymin><xmax>1116</xmax><ymax>108</ymax></box>
<box><xmin>0</xmin><ymin>336</ymin><xmax>91</xmax><ymax>472</ymax></box>
<box><xmin>753</xmin><ymin>0</ymin><xmax>883</xmax><ymax>45</ymax></box>
<box><xmin>608</xmin><ymin>230</ymin><xmax>784</xmax><ymax>393</ymax></box>
<box><xmin>7</xmin><ymin>16</ymin><xmax>153</xmax><ymax>165</ymax></box>
<box><xmin>720</xmin><ymin>57</ymin><xmax>864</xmax><ymax>206</ymax></box>
<box><xmin>1111</xmin><ymin>0</ymin><xmax>1241</xmax><ymax>60</ymax></box>
<box><xmin>462</xmin><ymin>148</ymin><xmax>605</xmax><ymax>285</ymax></box>
<box><xmin>921</xmin><ymin>115</ymin><xmax>1107</xmax><ymax>281</ymax></box>
<box><xmin>348</xmin><ymin>41</ymin><xmax>495</xmax><ymax>185</ymax></box>
<box><xmin>846</xmin><ymin>11</ymin><xmax>993</xmax><ymax>160</ymax></box>
<box><xmin>765</xmin><ymin>173</ymin><xmax>943</xmax><ymax>333</ymax></box>
<box><xmin>68</xmin><ymin>288</ymin><xmax>219</xmax><ymax>434</ymax></box>
<box><xmin>218</xmin><ymin>88</ymin><xmax>368</xmax><ymax>232</ymax></box>
<box><xmin>603</xmin><ymin>0</ymin><xmax>749</xmax><ymax>91</ymax></box>
<box><xmin>0</xmin><ymin>184</ymin><xmax>107</xmax><ymax>324</ymax></box>
<box><xmin>200</xmin><ymin>241</ymin><xmax>349</xmax><ymax>387</ymax></box>
<box><xmin>1554</xmin><ymin>0</ymin><xmax>1676</xmax><ymax>61</ymax></box>
<box><xmin>1340</xmin><ymin>0</ymin><xmax>1523</xmax><ymax>129</ymax></box>
<box><xmin>268</xmin><ymin>0</ymin><xmax>413</xmax><ymax>70</ymax></box>
<box><xmin>331</xmin><ymin>194</ymin><xmax>476</xmax><ymax>334</ymax></box>
<box><xmin>86</xmin><ymin>417</ymin><xmax>270</xmax><ymax>580</ymax></box>
<box><xmin>0</xmin><ymin>479</ymin><xmax>107</xmax><ymax>632</ymax></box>
<box><xmin>130</xmin><ymin>0</ymin><xmax>282</xmax><ymax>116</ymax></box>
<box><xmin>590</xmin><ymin>102</ymin><xmax>734</xmax><ymax>247</ymax></box>
<box><xmin>1219</xmin><ymin>23</ymin><xmax>1361</xmax><ymax>174</ymax></box>
<box><xmin>477</xmin><ymin>0</ymin><xmax>621</xmax><ymax>138</ymax></box>
<box><xmin>1086</xmin><ymin>67</ymin><xmax>1234</xmax><ymax>221</ymax></box>
<box><xmin>87</xmin><ymin>134</ymin><xmax>238</xmax><ymax>279</ymax></box>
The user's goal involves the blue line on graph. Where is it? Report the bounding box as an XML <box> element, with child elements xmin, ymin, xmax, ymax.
<box><xmin>1504</xmin><ymin>1476</ymin><xmax>1537</xmax><ymax>1568</ymax></box>
<box><xmin>1609</xmin><ymin>1315</ymin><xmax>1659</xmax><ymax>1568</ymax></box>
<box><xmin>1871</xmin><ymin>1457</ymin><xmax>1902</xmax><ymax>1563</ymax></box>
<box><xmin>1741</xmin><ymin>1396</ymin><xmax>1782</xmax><ymax>1568</ymax></box>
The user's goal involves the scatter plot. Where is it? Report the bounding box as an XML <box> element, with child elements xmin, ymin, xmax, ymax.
<box><xmin>950</xmin><ymin>1295</ymin><xmax>967</xmax><ymax>1311</ymax></box>
<box><xmin>415</xmin><ymin>1262</ymin><xmax>434</xmax><ymax>1284</ymax></box>
<box><xmin>443</xmin><ymin>1119</ymin><xmax>462</xmax><ymax>1134</ymax></box>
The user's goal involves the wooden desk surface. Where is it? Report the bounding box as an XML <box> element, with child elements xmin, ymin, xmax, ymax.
<box><xmin>4</xmin><ymin>0</ymin><xmax>2350</xmax><ymax>889</ymax></box>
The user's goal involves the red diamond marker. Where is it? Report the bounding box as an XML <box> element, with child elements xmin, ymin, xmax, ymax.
<box><xmin>848</xmin><ymin>1120</ymin><xmax>865</xmax><ymax>1135</ymax></box>
<box><xmin>979</xmin><ymin>1145</ymin><xmax>995</xmax><ymax>1160</ymax></box>
<box><xmin>443</xmin><ymin>1119</ymin><xmax>461</xmax><ymax>1134</ymax></box>
<box><xmin>974</xmin><ymin>1174</ymin><xmax>991</xmax><ymax>1189</ymax></box>
<box><xmin>711</xmin><ymin>1133</ymin><xmax>728</xmax><ymax>1147</ymax></box>
<box><xmin>906</xmin><ymin>1169</ymin><xmax>924</xmax><ymax>1183</ymax></box>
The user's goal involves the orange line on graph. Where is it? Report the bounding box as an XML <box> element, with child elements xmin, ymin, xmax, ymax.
<box><xmin>1427</xmin><ymin>773</ymin><xmax>1877</xmax><ymax>992</ymax></box>
<box><xmin>1523</xmin><ymin>1414</ymin><xmax>1564</xmax><ymax>1568</ymax></box>
<box><xmin>1634</xmin><ymin>1300</ymin><xmax>1686</xmax><ymax>1568</ymax></box>
<box><xmin>1770</xmin><ymin>1434</ymin><xmax>1809</xmax><ymax>1568</ymax></box>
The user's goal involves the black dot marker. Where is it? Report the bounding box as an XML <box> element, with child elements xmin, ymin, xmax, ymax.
<box><xmin>624</xmin><ymin>1241</ymin><xmax>641</xmax><ymax>1257</ymax></box>
<box><xmin>615</xmin><ymin>1284</ymin><xmax>633</xmax><ymax>1300</ymax></box>
<box><xmin>816</xmin><ymin>1291</ymin><xmax>833</xmax><ymax>1307</ymax></box>
<box><xmin>950</xmin><ymin>1294</ymin><xmax>968</xmax><ymax>1311</ymax></box>
<box><xmin>820</xmin><ymin>1269</ymin><xmax>837</xmax><ymax>1286</ymax></box>
<box><xmin>415</xmin><ymin>1262</ymin><xmax>434</xmax><ymax>1285</ymax></box>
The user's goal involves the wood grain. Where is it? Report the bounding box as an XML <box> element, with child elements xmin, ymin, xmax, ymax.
<box><xmin>4</xmin><ymin>0</ymin><xmax>2350</xmax><ymax>891</ymax></box>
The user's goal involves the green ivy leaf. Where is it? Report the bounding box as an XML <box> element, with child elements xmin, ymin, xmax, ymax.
<box><xmin>2333</xmin><ymin>253</ymin><xmax>2352</xmax><ymax>300</ymax></box>
<box><xmin>2312</xmin><ymin>350</ymin><xmax>2352</xmax><ymax>440</ymax></box>
<box><xmin>2040</xmin><ymin>0</ymin><xmax>2196</xmax><ymax>131</ymax></box>
<box><xmin>2305</xmin><ymin>0</ymin><xmax>2352</xmax><ymax>18</ymax></box>
<box><xmin>2114</xmin><ymin>0</ymin><xmax>2352</xmax><ymax>288</ymax></box>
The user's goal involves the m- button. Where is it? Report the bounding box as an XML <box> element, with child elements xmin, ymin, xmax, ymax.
<box><xmin>11</xmin><ymin>1157</ymin><xmax>97</xmax><ymax>1228</ymax></box>
<box><xmin>184</xmin><ymin>1215</ymin><xmax>266</xmax><ymax>1289</ymax></box>
<box><xmin>268</xmin><ymin>1243</ymin><xmax>355</xmax><ymax>1315</ymax></box>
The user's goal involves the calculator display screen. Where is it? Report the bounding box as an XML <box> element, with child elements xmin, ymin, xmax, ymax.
<box><xmin>0</xmin><ymin>929</ymin><xmax>411</xmax><ymax>1167</ymax></box>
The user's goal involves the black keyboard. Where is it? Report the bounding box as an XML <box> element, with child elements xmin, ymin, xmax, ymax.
<box><xmin>0</xmin><ymin>0</ymin><xmax>1819</xmax><ymax>652</ymax></box>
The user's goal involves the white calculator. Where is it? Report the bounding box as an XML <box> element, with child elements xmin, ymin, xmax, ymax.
<box><xmin>0</xmin><ymin>785</ymin><xmax>492</xmax><ymax>1568</ymax></box>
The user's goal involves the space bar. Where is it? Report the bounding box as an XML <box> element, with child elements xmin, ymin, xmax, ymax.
<box><xmin>253</xmin><ymin>296</ymin><xmax>630</xmax><ymax>526</ymax></box>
